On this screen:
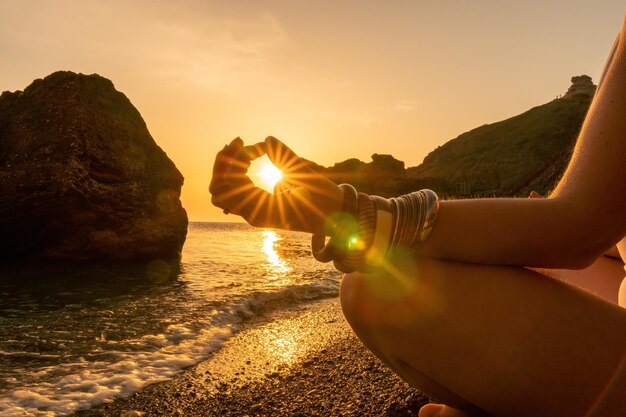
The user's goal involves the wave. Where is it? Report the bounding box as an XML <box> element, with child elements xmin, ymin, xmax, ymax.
<box><xmin>0</xmin><ymin>280</ymin><xmax>339</xmax><ymax>417</ymax></box>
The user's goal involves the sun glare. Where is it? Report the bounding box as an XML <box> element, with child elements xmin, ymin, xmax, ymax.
<box><xmin>254</xmin><ymin>156</ymin><xmax>283</xmax><ymax>192</ymax></box>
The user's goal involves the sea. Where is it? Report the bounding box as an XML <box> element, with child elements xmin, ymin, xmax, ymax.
<box><xmin>0</xmin><ymin>222</ymin><xmax>341</xmax><ymax>417</ymax></box>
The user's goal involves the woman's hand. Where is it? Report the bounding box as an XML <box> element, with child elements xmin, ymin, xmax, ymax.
<box><xmin>210</xmin><ymin>136</ymin><xmax>343</xmax><ymax>234</ymax></box>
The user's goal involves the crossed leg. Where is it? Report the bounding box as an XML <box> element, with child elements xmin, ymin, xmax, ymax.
<box><xmin>340</xmin><ymin>253</ymin><xmax>626</xmax><ymax>417</ymax></box>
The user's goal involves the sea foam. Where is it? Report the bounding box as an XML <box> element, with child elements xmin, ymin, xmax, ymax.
<box><xmin>0</xmin><ymin>224</ymin><xmax>340</xmax><ymax>416</ymax></box>
<box><xmin>0</xmin><ymin>281</ymin><xmax>339</xmax><ymax>416</ymax></box>
<box><xmin>0</xmin><ymin>321</ymin><xmax>232</xmax><ymax>416</ymax></box>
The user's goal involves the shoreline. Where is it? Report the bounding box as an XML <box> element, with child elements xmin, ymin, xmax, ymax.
<box><xmin>72</xmin><ymin>298</ymin><xmax>430</xmax><ymax>416</ymax></box>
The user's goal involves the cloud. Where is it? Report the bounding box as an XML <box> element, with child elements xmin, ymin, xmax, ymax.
<box><xmin>395</xmin><ymin>99</ymin><xmax>417</xmax><ymax>112</ymax></box>
<box><xmin>0</xmin><ymin>1</ymin><xmax>290</xmax><ymax>95</ymax></box>
<box><xmin>140</xmin><ymin>12</ymin><xmax>290</xmax><ymax>94</ymax></box>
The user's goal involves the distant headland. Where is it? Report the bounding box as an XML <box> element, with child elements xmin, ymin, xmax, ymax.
<box><xmin>310</xmin><ymin>75</ymin><xmax>595</xmax><ymax>199</ymax></box>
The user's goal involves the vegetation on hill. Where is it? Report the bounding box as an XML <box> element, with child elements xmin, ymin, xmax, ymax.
<box><xmin>313</xmin><ymin>76</ymin><xmax>595</xmax><ymax>198</ymax></box>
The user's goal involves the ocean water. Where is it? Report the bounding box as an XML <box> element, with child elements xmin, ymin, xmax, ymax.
<box><xmin>0</xmin><ymin>223</ymin><xmax>340</xmax><ymax>417</ymax></box>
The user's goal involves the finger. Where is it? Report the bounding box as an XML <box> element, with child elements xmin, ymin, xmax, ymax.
<box><xmin>210</xmin><ymin>139</ymin><xmax>244</xmax><ymax>195</ymax></box>
<box><xmin>265</xmin><ymin>136</ymin><xmax>339</xmax><ymax>193</ymax></box>
<box><xmin>227</xmin><ymin>142</ymin><xmax>268</xmax><ymax>173</ymax></box>
<box><xmin>211</xmin><ymin>180</ymin><xmax>257</xmax><ymax>209</ymax></box>
<box><xmin>220</xmin><ymin>185</ymin><xmax>275</xmax><ymax>227</ymax></box>
<box><xmin>529</xmin><ymin>191</ymin><xmax>544</xmax><ymax>199</ymax></box>
<box><xmin>211</xmin><ymin>177</ymin><xmax>262</xmax><ymax>216</ymax></box>
<box><xmin>223</xmin><ymin>137</ymin><xmax>245</xmax><ymax>167</ymax></box>
<box><xmin>213</xmin><ymin>140</ymin><xmax>241</xmax><ymax>176</ymax></box>
<box><xmin>265</xmin><ymin>136</ymin><xmax>309</xmax><ymax>174</ymax></box>
<box><xmin>241</xmin><ymin>142</ymin><xmax>267</xmax><ymax>161</ymax></box>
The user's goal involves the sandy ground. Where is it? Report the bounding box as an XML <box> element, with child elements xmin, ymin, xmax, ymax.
<box><xmin>72</xmin><ymin>298</ymin><xmax>431</xmax><ymax>416</ymax></box>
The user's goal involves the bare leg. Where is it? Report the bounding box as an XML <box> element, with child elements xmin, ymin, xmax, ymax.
<box><xmin>340</xmin><ymin>253</ymin><xmax>626</xmax><ymax>417</ymax></box>
<box><xmin>415</xmin><ymin>255</ymin><xmax>626</xmax><ymax>417</ymax></box>
<box><xmin>533</xmin><ymin>254</ymin><xmax>625</xmax><ymax>305</ymax></box>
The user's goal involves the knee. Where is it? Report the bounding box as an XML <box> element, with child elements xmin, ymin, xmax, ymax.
<box><xmin>340</xmin><ymin>260</ymin><xmax>448</xmax><ymax>334</ymax></box>
<box><xmin>339</xmin><ymin>269</ymin><xmax>405</xmax><ymax>334</ymax></box>
<box><xmin>339</xmin><ymin>271</ymin><xmax>368</xmax><ymax>331</ymax></box>
<box><xmin>339</xmin><ymin>266</ymin><xmax>428</xmax><ymax>333</ymax></box>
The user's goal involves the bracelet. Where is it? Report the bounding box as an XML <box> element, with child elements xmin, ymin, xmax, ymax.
<box><xmin>345</xmin><ymin>189</ymin><xmax>438</xmax><ymax>271</ymax></box>
<box><xmin>311</xmin><ymin>184</ymin><xmax>358</xmax><ymax>263</ymax></box>
<box><xmin>419</xmin><ymin>189</ymin><xmax>439</xmax><ymax>242</ymax></box>
<box><xmin>389</xmin><ymin>189</ymin><xmax>439</xmax><ymax>249</ymax></box>
<box><xmin>333</xmin><ymin>193</ymin><xmax>376</xmax><ymax>273</ymax></box>
<box><xmin>311</xmin><ymin>186</ymin><xmax>439</xmax><ymax>273</ymax></box>
<box><xmin>363</xmin><ymin>196</ymin><xmax>393</xmax><ymax>268</ymax></box>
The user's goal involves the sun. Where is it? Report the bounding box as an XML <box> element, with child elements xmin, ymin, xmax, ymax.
<box><xmin>252</xmin><ymin>155</ymin><xmax>283</xmax><ymax>192</ymax></box>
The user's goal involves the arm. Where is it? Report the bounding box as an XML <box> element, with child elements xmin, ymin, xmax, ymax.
<box><xmin>210</xmin><ymin>16</ymin><xmax>626</xmax><ymax>269</ymax></box>
<box><xmin>417</xmin><ymin>17</ymin><xmax>626</xmax><ymax>269</ymax></box>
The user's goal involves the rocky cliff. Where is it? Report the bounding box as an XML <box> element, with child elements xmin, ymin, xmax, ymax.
<box><xmin>315</xmin><ymin>76</ymin><xmax>594</xmax><ymax>198</ymax></box>
<box><xmin>405</xmin><ymin>76</ymin><xmax>594</xmax><ymax>197</ymax></box>
<box><xmin>0</xmin><ymin>71</ymin><xmax>188</xmax><ymax>261</ymax></box>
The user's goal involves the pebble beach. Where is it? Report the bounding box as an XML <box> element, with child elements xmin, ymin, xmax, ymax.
<box><xmin>72</xmin><ymin>298</ymin><xmax>431</xmax><ymax>417</ymax></box>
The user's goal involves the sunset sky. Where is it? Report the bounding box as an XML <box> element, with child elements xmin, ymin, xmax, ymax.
<box><xmin>1</xmin><ymin>1</ymin><xmax>624</xmax><ymax>221</ymax></box>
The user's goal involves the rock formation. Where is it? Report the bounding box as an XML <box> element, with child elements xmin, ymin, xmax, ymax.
<box><xmin>562</xmin><ymin>75</ymin><xmax>596</xmax><ymax>100</ymax></box>
<box><xmin>404</xmin><ymin>75</ymin><xmax>595</xmax><ymax>197</ymax></box>
<box><xmin>0</xmin><ymin>71</ymin><xmax>188</xmax><ymax>261</ymax></box>
<box><xmin>313</xmin><ymin>75</ymin><xmax>595</xmax><ymax>199</ymax></box>
<box><xmin>322</xmin><ymin>154</ymin><xmax>407</xmax><ymax>197</ymax></box>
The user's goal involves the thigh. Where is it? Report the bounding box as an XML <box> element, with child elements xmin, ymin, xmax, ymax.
<box><xmin>340</xmin><ymin>255</ymin><xmax>626</xmax><ymax>417</ymax></box>
<box><xmin>533</xmin><ymin>255</ymin><xmax>625</xmax><ymax>305</ymax></box>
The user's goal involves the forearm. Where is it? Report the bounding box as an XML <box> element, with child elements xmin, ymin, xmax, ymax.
<box><xmin>415</xmin><ymin>19</ymin><xmax>626</xmax><ymax>268</ymax></box>
<box><xmin>416</xmin><ymin>196</ymin><xmax>609</xmax><ymax>269</ymax></box>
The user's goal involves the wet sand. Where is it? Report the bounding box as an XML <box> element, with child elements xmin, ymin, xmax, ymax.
<box><xmin>72</xmin><ymin>298</ymin><xmax>430</xmax><ymax>416</ymax></box>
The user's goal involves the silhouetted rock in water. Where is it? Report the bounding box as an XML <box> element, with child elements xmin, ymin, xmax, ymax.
<box><xmin>0</xmin><ymin>71</ymin><xmax>188</xmax><ymax>262</ymax></box>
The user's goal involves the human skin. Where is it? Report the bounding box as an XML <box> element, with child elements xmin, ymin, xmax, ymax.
<box><xmin>210</xmin><ymin>13</ymin><xmax>626</xmax><ymax>417</ymax></box>
<box><xmin>340</xmin><ymin>15</ymin><xmax>626</xmax><ymax>417</ymax></box>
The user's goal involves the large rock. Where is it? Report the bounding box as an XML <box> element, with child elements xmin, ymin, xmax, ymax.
<box><xmin>0</xmin><ymin>71</ymin><xmax>188</xmax><ymax>261</ymax></box>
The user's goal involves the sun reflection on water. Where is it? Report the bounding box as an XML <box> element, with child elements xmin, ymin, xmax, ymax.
<box><xmin>261</xmin><ymin>230</ymin><xmax>292</xmax><ymax>282</ymax></box>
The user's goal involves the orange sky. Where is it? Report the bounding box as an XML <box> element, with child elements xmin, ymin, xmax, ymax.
<box><xmin>1</xmin><ymin>1</ymin><xmax>624</xmax><ymax>221</ymax></box>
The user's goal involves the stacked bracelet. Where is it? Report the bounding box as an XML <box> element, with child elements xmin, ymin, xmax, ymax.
<box><xmin>311</xmin><ymin>184</ymin><xmax>358</xmax><ymax>263</ymax></box>
<box><xmin>311</xmin><ymin>186</ymin><xmax>439</xmax><ymax>272</ymax></box>
<box><xmin>364</xmin><ymin>196</ymin><xmax>394</xmax><ymax>268</ymax></box>
<box><xmin>333</xmin><ymin>193</ymin><xmax>376</xmax><ymax>273</ymax></box>
<box><xmin>389</xmin><ymin>189</ymin><xmax>439</xmax><ymax>249</ymax></box>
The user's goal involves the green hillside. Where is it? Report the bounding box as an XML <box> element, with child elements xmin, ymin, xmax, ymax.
<box><xmin>316</xmin><ymin>75</ymin><xmax>595</xmax><ymax>198</ymax></box>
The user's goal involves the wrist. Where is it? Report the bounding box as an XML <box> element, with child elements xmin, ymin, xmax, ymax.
<box><xmin>311</xmin><ymin>187</ymin><xmax>440</xmax><ymax>272</ymax></box>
